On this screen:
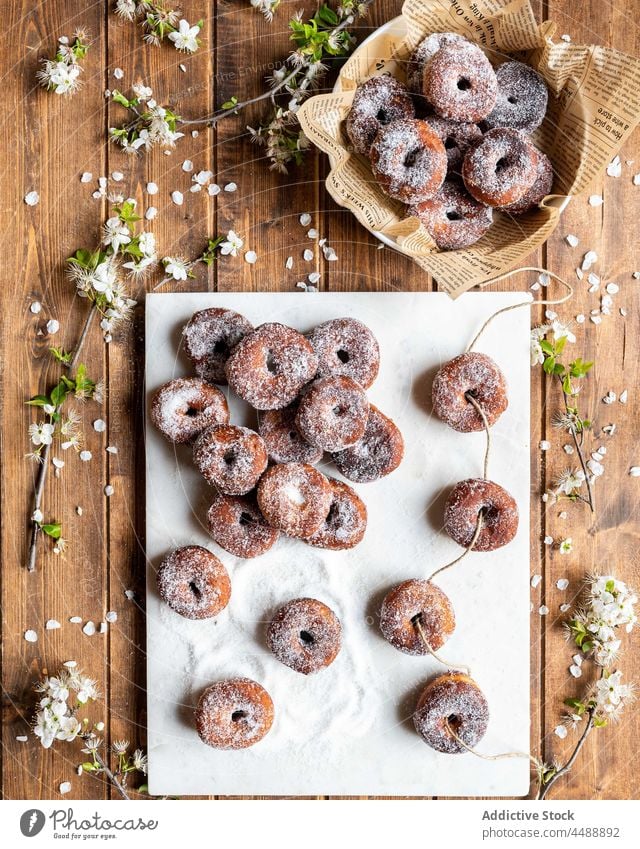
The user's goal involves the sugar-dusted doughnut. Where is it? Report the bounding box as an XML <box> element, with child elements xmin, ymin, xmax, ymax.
<box><xmin>410</xmin><ymin>180</ymin><xmax>493</xmax><ymax>250</ymax></box>
<box><xmin>295</xmin><ymin>376</ymin><xmax>369</xmax><ymax>453</ymax></box>
<box><xmin>370</xmin><ymin>119</ymin><xmax>447</xmax><ymax>204</ymax></box>
<box><xmin>413</xmin><ymin>672</ymin><xmax>489</xmax><ymax>753</ymax></box>
<box><xmin>502</xmin><ymin>150</ymin><xmax>553</xmax><ymax>214</ymax></box>
<box><xmin>332</xmin><ymin>405</ymin><xmax>404</xmax><ymax>483</ymax></box>
<box><xmin>258</xmin><ymin>402</ymin><xmax>323</xmax><ymax>465</ymax></box>
<box><xmin>444</xmin><ymin>478</ymin><xmax>519</xmax><ymax>552</ymax></box>
<box><xmin>462</xmin><ymin>127</ymin><xmax>538</xmax><ymax>207</ymax></box>
<box><xmin>182</xmin><ymin>307</ymin><xmax>253</xmax><ymax>384</ymax></box>
<box><xmin>307</xmin><ymin>317</ymin><xmax>380</xmax><ymax>389</ymax></box>
<box><xmin>225</xmin><ymin>322</ymin><xmax>318</xmax><ymax>410</ymax></box>
<box><xmin>407</xmin><ymin>32</ymin><xmax>469</xmax><ymax>95</ymax></box>
<box><xmin>193</xmin><ymin>424</ymin><xmax>268</xmax><ymax>495</ymax></box>
<box><xmin>484</xmin><ymin>60</ymin><xmax>548</xmax><ymax>134</ymax></box>
<box><xmin>380</xmin><ymin>579</ymin><xmax>455</xmax><ymax>655</ymax></box>
<box><xmin>267</xmin><ymin>597</ymin><xmax>342</xmax><ymax>675</ymax></box>
<box><xmin>346</xmin><ymin>75</ymin><xmax>415</xmax><ymax>158</ymax></box>
<box><xmin>195</xmin><ymin>678</ymin><xmax>274</xmax><ymax>750</ymax></box>
<box><xmin>156</xmin><ymin>545</ymin><xmax>231</xmax><ymax>620</ymax></box>
<box><xmin>307</xmin><ymin>478</ymin><xmax>367</xmax><ymax>550</ymax></box>
<box><xmin>257</xmin><ymin>462</ymin><xmax>332</xmax><ymax>539</ymax></box>
<box><xmin>423</xmin><ymin>42</ymin><xmax>498</xmax><ymax>123</ymax></box>
<box><xmin>431</xmin><ymin>352</ymin><xmax>508</xmax><ymax>432</ymax></box>
<box><xmin>207</xmin><ymin>492</ymin><xmax>279</xmax><ymax>558</ymax></box>
<box><xmin>150</xmin><ymin>377</ymin><xmax>229</xmax><ymax>444</ymax></box>
<box><xmin>424</xmin><ymin>116</ymin><xmax>483</xmax><ymax>175</ymax></box>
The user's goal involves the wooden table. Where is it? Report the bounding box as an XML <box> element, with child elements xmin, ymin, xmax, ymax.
<box><xmin>2</xmin><ymin>0</ymin><xmax>639</xmax><ymax>800</ymax></box>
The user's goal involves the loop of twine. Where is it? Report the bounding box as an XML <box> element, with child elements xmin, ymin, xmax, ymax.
<box><xmin>427</xmin><ymin>511</ymin><xmax>484</xmax><ymax>583</ymax></box>
<box><xmin>412</xmin><ymin>616</ymin><xmax>471</xmax><ymax>676</ymax></box>
<box><xmin>444</xmin><ymin>719</ymin><xmax>535</xmax><ymax>766</ymax></box>
<box><xmin>464</xmin><ymin>393</ymin><xmax>491</xmax><ymax>480</ymax></box>
<box><xmin>466</xmin><ymin>266</ymin><xmax>574</xmax><ymax>353</ymax></box>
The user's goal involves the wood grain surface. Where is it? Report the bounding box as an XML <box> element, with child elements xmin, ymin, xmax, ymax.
<box><xmin>1</xmin><ymin>0</ymin><xmax>638</xmax><ymax>801</ymax></box>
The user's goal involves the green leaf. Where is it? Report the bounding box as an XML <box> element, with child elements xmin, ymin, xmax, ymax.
<box><xmin>137</xmin><ymin>783</ymin><xmax>149</xmax><ymax>794</ymax></box>
<box><xmin>221</xmin><ymin>96</ymin><xmax>238</xmax><ymax>111</ymax></box>
<box><xmin>605</xmin><ymin>579</ymin><xmax>615</xmax><ymax>593</ymax></box>
<box><xmin>26</xmin><ymin>395</ymin><xmax>51</xmax><ymax>407</ymax></box>
<box><xmin>50</xmin><ymin>380</ymin><xmax>70</xmax><ymax>408</ymax></box>
<box><xmin>111</xmin><ymin>89</ymin><xmax>132</xmax><ymax>109</ymax></box>
<box><xmin>555</xmin><ymin>335</ymin><xmax>567</xmax><ymax>355</ymax></box>
<box><xmin>540</xmin><ymin>340</ymin><xmax>554</xmax><ymax>355</ymax></box>
<box><xmin>593</xmin><ymin>716</ymin><xmax>608</xmax><ymax>728</ymax></box>
<box><xmin>542</xmin><ymin>356</ymin><xmax>555</xmax><ymax>375</ymax></box>
<box><xmin>564</xmin><ymin>698</ymin><xmax>585</xmax><ymax>712</ymax></box>
<box><xmin>562</xmin><ymin>375</ymin><xmax>572</xmax><ymax>395</ymax></box>
<box><xmin>50</xmin><ymin>347</ymin><xmax>72</xmax><ymax>364</ymax></box>
<box><xmin>581</xmin><ymin>641</ymin><xmax>593</xmax><ymax>652</ymax></box>
<box><xmin>41</xmin><ymin>522</ymin><xmax>62</xmax><ymax>540</ymax></box>
<box><xmin>81</xmin><ymin>762</ymin><xmax>98</xmax><ymax>772</ymax></box>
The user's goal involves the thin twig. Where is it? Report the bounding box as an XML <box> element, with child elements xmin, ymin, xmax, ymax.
<box><xmin>93</xmin><ymin>749</ymin><xmax>131</xmax><ymax>800</ymax></box>
<box><xmin>556</xmin><ymin>375</ymin><xmax>595</xmax><ymax>513</ymax></box>
<box><xmin>537</xmin><ymin>709</ymin><xmax>596</xmax><ymax>800</ymax></box>
<box><xmin>27</xmin><ymin>305</ymin><xmax>97</xmax><ymax>572</ymax></box>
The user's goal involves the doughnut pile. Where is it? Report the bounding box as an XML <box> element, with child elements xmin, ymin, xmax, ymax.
<box><xmin>346</xmin><ymin>32</ymin><xmax>552</xmax><ymax>250</ymax></box>
<box><xmin>151</xmin><ymin>307</ymin><xmax>405</xmax><ymax>748</ymax></box>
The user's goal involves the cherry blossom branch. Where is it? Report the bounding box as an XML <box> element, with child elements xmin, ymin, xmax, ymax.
<box><xmin>537</xmin><ymin>708</ymin><xmax>596</xmax><ymax>800</ymax></box>
<box><xmin>556</xmin><ymin>373</ymin><xmax>595</xmax><ymax>513</ymax></box>
<box><xmin>27</xmin><ymin>306</ymin><xmax>97</xmax><ymax>572</ymax></box>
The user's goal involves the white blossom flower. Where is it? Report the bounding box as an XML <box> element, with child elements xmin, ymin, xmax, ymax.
<box><xmin>33</xmin><ymin>708</ymin><xmax>58</xmax><ymax>748</ymax></box>
<box><xmin>69</xmin><ymin>672</ymin><xmax>99</xmax><ymax>704</ymax></box>
<box><xmin>168</xmin><ymin>19</ymin><xmax>201</xmax><ymax>53</ymax></box>
<box><xmin>219</xmin><ymin>230</ymin><xmax>243</xmax><ymax>257</ymax></box>
<box><xmin>559</xmin><ymin>538</ymin><xmax>573</xmax><ymax>555</ymax></box>
<box><xmin>551</xmin><ymin>319</ymin><xmax>576</xmax><ymax>344</ymax></box>
<box><xmin>250</xmin><ymin>0</ymin><xmax>281</xmax><ymax>22</ymax></box>
<box><xmin>102</xmin><ymin>217</ymin><xmax>131</xmax><ymax>253</ymax></box>
<box><xmin>56</xmin><ymin>714</ymin><xmax>82</xmax><ymax>742</ymax></box>
<box><xmin>46</xmin><ymin>676</ymin><xmax>70</xmax><ymax>702</ymax></box>
<box><xmin>132</xmin><ymin>749</ymin><xmax>148</xmax><ymax>773</ymax></box>
<box><xmin>112</xmin><ymin>739</ymin><xmax>129</xmax><ymax>754</ymax></box>
<box><xmin>132</xmin><ymin>81</ymin><xmax>153</xmax><ymax>101</ymax></box>
<box><xmin>115</xmin><ymin>0</ymin><xmax>137</xmax><ymax>20</ymax></box>
<box><xmin>37</xmin><ymin>60</ymin><xmax>82</xmax><ymax>95</ymax></box>
<box><xmin>591</xmin><ymin>670</ymin><xmax>635</xmax><ymax>720</ymax></box>
<box><xmin>555</xmin><ymin>468</ymin><xmax>585</xmax><ymax>496</ymax></box>
<box><xmin>162</xmin><ymin>256</ymin><xmax>190</xmax><ymax>281</ymax></box>
<box><xmin>29</xmin><ymin>422</ymin><xmax>55</xmax><ymax>447</ymax></box>
<box><xmin>530</xmin><ymin>335</ymin><xmax>545</xmax><ymax>367</ymax></box>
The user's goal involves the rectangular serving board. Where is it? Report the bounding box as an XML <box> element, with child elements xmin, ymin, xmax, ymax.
<box><xmin>145</xmin><ymin>291</ymin><xmax>531</xmax><ymax>796</ymax></box>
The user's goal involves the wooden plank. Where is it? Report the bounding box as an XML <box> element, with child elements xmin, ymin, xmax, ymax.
<box><xmin>542</xmin><ymin>0</ymin><xmax>640</xmax><ymax>801</ymax></box>
<box><xmin>104</xmin><ymin>0</ymin><xmax>216</xmax><ymax>799</ymax></box>
<box><xmin>1</xmin><ymin>0</ymin><xmax>108</xmax><ymax>799</ymax></box>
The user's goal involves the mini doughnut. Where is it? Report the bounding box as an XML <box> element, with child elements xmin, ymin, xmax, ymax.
<box><xmin>413</xmin><ymin>673</ymin><xmax>489</xmax><ymax>753</ymax></box>
<box><xmin>307</xmin><ymin>317</ymin><xmax>380</xmax><ymax>389</ymax></box>
<box><xmin>150</xmin><ymin>377</ymin><xmax>229</xmax><ymax>444</ymax></box>
<box><xmin>333</xmin><ymin>405</ymin><xmax>404</xmax><ymax>483</ymax></box>
<box><xmin>380</xmin><ymin>579</ymin><xmax>455</xmax><ymax>655</ymax></box>
<box><xmin>462</xmin><ymin>128</ymin><xmax>538</xmax><ymax>207</ymax></box>
<box><xmin>295</xmin><ymin>376</ymin><xmax>370</xmax><ymax>453</ymax></box>
<box><xmin>502</xmin><ymin>150</ymin><xmax>553</xmax><ymax>214</ymax></box>
<box><xmin>157</xmin><ymin>545</ymin><xmax>231</xmax><ymax>620</ymax></box>
<box><xmin>267</xmin><ymin>597</ymin><xmax>342</xmax><ymax>675</ymax></box>
<box><xmin>444</xmin><ymin>478</ymin><xmax>519</xmax><ymax>552</ymax></box>
<box><xmin>193</xmin><ymin>424</ymin><xmax>268</xmax><ymax>495</ymax></box>
<box><xmin>258</xmin><ymin>402</ymin><xmax>323</xmax><ymax>465</ymax></box>
<box><xmin>484</xmin><ymin>60</ymin><xmax>548</xmax><ymax>134</ymax></box>
<box><xmin>407</xmin><ymin>32</ymin><xmax>469</xmax><ymax>95</ymax></box>
<box><xmin>225</xmin><ymin>322</ymin><xmax>318</xmax><ymax>410</ymax></box>
<box><xmin>423</xmin><ymin>43</ymin><xmax>498</xmax><ymax>123</ymax></box>
<box><xmin>257</xmin><ymin>462</ymin><xmax>332</xmax><ymax>539</ymax></box>
<box><xmin>195</xmin><ymin>678</ymin><xmax>274</xmax><ymax>750</ymax></box>
<box><xmin>370</xmin><ymin>119</ymin><xmax>447</xmax><ymax>204</ymax></box>
<box><xmin>410</xmin><ymin>181</ymin><xmax>493</xmax><ymax>250</ymax></box>
<box><xmin>307</xmin><ymin>478</ymin><xmax>367</xmax><ymax>550</ymax></box>
<box><xmin>207</xmin><ymin>492</ymin><xmax>280</xmax><ymax>559</ymax></box>
<box><xmin>346</xmin><ymin>75</ymin><xmax>415</xmax><ymax>158</ymax></box>
<box><xmin>431</xmin><ymin>352</ymin><xmax>508</xmax><ymax>432</ymax></box>
<box><xmin>182</xmin><ymin>307</ymin><xmax>253</xmax><ymax>384</ymax></box>
<box><xmin>424</xmin><ymin>117</ymin><xmax>483</xmax><ymax>175</ymax></box>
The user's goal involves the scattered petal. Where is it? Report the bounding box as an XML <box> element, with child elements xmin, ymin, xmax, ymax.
<box><xmin>69</xmin><ymin>616</ymin><xmax>82</xmax><ymax>624</ymax></box>
<box><xmin>24</xmin><ymin>630</ymin><xmax>38</xmax><ymax>643</ymax></box>
<box><xmin>606</xmin><ymin>155</ymin><xmax>622</xmax><ymax>177</ymax></box>
<box><xmin>171</xmin><ymin>190</ymin><xmax>184</xmax><ymax>206</ymax></box>
<box><xmin>30</xmin><ymin>301</ymin><xmax>42</xmax><ymax>314</ymax></box>
<box><xmin>125</xmin><ymin>589</ymin><xmax>135</xmax><ymax>600</ymax></box>
<box><xmin>81</xmin><ymin>172</ymin><xmax>93</xmax><ymax>183</ymax></box>
<box><xmin>224</xmin><ymin>182</ymin><xmax>237</xmax><ymax>193</ymax></box>
<box><xmin>182</xmin><ymin>159</ymin><xmax>193</xmax><ymax>172</ymax></box>
<box><xmin>16</xmin><ymin>736</ymin><xmax>28</xmax><ymax>743</ymax></box>
<box><xmin>299</xmin><ymin>213</ymin><xmax>311</xmax><ymax>227</ymax></box>
<box><xmin>307</xmin><ymin>228</ymin><xmax>318</xmax><ymax>239</ymax></box>
<box><xmin>79</xmin><ymin>450</ymin><xmax>92</xmax><ymax>461</ymax></box>
<box><xmin>588</xmin><ymin>194</ymin><xmax>603</xmax><ymax>207</ymax></box>
<box><xmin>602</xmin><ymin>391</ymin><xmax>616</xmax><ymax>404</ymax></box>
<box><xmin>145</xmin><ymin>207</ymin><xmax>157</xmax><ymax>221</ymax></box>
<box><xmin>99</xmin><ymin>621</ymin><xmax>108</xmax><ymax>633</ymax></box>
<box><xmin>207</xmin><ymin>183</ymin><xmax>220</xmax><ymax>196</ymax></box>
<box><xmin>572</xmin><ymin>654</ymin><xmax>583</xmax><ymax>667</ymax></box>
<box><xmin>24</xmin><ymin>191</ymin><xmax>40</xmax><ymax>206</ymax></box>
<box><xmin>619</xmin><ymin>389</ymin><xmax>628</xmax><ymax>404</ymax></box>
<box><xmin>303</xmin><ymin>249</ymin><xmax>314</xmax><ymax>261</ymax></box>
<box><xmin>556</xmin><ymin>578</ymin><xmax>569</xmax><ymax>591</ymax></box>
<box><xmin>308</xmin><ymin>272</ymin><xmax>321</xmax><ymax>285</ymax></box>
<box><xmin>539</xmin><ymin>605</ymin><xmax>549</xmax><ymax>615</ymax></box>
<box><xmin>82</xmin><ymin>621</ymin><xmax>96</xmax><ymax>636</ymax></box>
<box><xmin>531</xmin><ymin>574</ymin><xmax>542</xmax><ymax>588</ymax></box>
<box><xmin>146</xmin><ymin>182</ymin><xmax>158</xmax><ymax>195</ymax></box>
<box><xmin>629</xmin><ymin>467</ymin><xmax>640</xmax><ymax>477</ymax></box>
<box><xmin>543</xmin><ymin>536</ymin><xmax>553</xmax><ymax>545</ymax></box>
<box><xmin>104</xmin><ymin>485</ymin><xmax>114</xmax><ymax>497</ymax></box>
<box><xmin>554</xmin><ymin>725</ymin><xmax>568</xmax><ymax>739</ymax></box>
<box><xmin>45</xmin><ymin>619</ymin><xmax>61</xmax><ymax>630</ymax></box>
<box><xmin>560</xmin><ymin>603</ymin><xmax>571</xmax><ymax>612</ymax></box>
<box><xmin>105</xmin><ymin>611</ymin><xmax>118</xmax><ymax>623</ymax></box>
<box><xmin>244</xmin><ymin>250</ymin><xmax>258</xmax><ymax>265</ymax></box>
<box><xmin>285</xmin><ymin>256</ymin><xmax>293</xmax><ymax>270</ymax></box>
<box><xmin>539</xmin><ymin>440</ymin><xmax>551</xmax><ymax>451</ymax></box>
<box><xmin>93</xmin><ymin>419</ymin><xmax>106</xmax><ymax>432</ymax></box>
<box><xmin>606</xmin><ymin>282</ymin><xmax>620</xmax><ymax>294</ymax></box>
<box><xmin>106</xmin><ymin>445</ymin><xmax>118</xmax><ymax>454</ymax></box>
<box><xmin>111</xmin><ymin>171</ymin><xmax>124</xmax><ymax>182</ymax></box>
<box><xmin>565</xmin><ymin>234</ymin><xmax>579</xmax><ymax>247</ymax></box>
<box><xmin>569</xmin><ymin>664</ymin><xmax>582</xmax><ymax>678</ymax></box>
<box><xmin>581</xmin><ymin>250</ymin><xmax>598</xmax><ymax>270</ymax></box>
<box><xmin>59</xmin><ymin>782</ymin><xmax>72</xmax><ymax>795</ymax></box>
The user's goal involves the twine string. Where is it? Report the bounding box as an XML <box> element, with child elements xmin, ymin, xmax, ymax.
<box><xmin>427</xmin><ymin>511</ymin><xmax>484</xmax><ymax>582</ymax></box>
<box><xmin>464</xmin><ymin>393</ymin><xmax>491</xmax><ymax>480</ymax></box>
<box><xmin>444</xmin><ymin>719</ymin><xmax>536</xmax><ymax>765</ymax></box>
<box><xmin>412</xmin><ymin>616</ymin><xmax>471</xmax><ymax>676</ymax></box>
<box><xmin>466</xmin><ymin>267</ymin><xmax>574</xmax><ymax>353</ymax></box>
